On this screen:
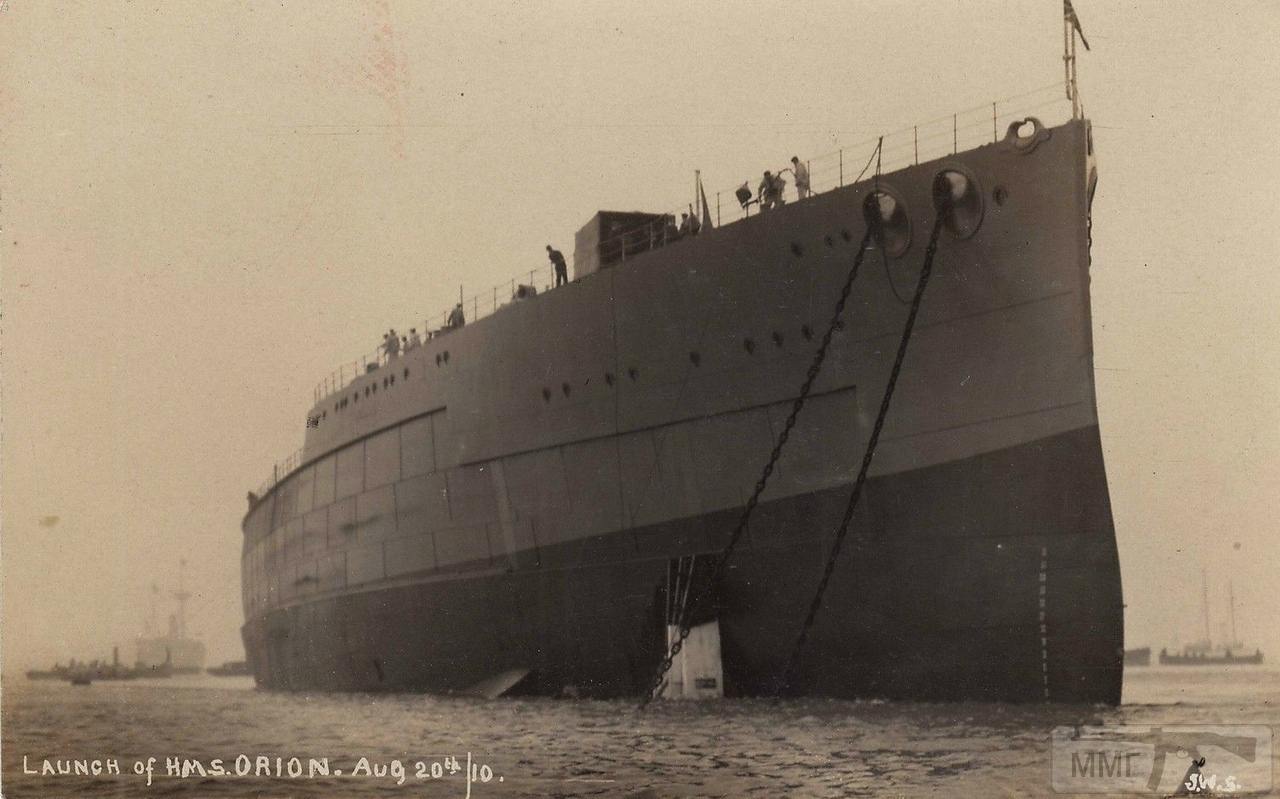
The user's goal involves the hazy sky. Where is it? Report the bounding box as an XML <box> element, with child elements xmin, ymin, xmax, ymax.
<box><xmin>3</xmin><ymin>1</ymin><xmax>1278</xmax><ymax>672</ymax></box>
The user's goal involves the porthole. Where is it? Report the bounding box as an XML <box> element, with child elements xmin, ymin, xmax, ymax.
<box><xmin>689</xmin><ymin>351</ymin><xmax>701</xmax><ymax>366</ymax></box>
<box><xmin>443</xmin><ymin>351</ymin><xmax>450</xmax><ymax>363</ymax></box>
<box><xmin>604</xmin><ymin>372</ymin><xmax>615</xmax><ymax>386</ymax></box>
<box><xmin>863</xmin><ymin>189</ymin><xmax>911</xmax><ymax>258</ymax></box>
<box><xmin>389</xmin><ymin>374</ymin><xmax>395</xmax><ymax>385</ymax></box>
<box><xmin>542</xmin><ymin>387</ymin><xmax>551</xmax><ymax>402</ymax></box>
<box><xmin>435</xmin><ymin>354</ymin><xmax>442</xmax><ymax>366</ymax></box>
<box><xmin>561</xmin><ymin>382</ymin><xmax>571</xmax><ymax>397</ymax></box>
<box><xmin>364</xmin><ymin>386</ymin><xmax>370</xmax><ymax>397</ymax></box>
<box><xmin>993</xmin><ymin>185</ymin><xmax>1008</xmax><ymax>206</ymax></box>
<box><xmin>404</xmin><ymin>368</ymin><xmax>409</xmax><ymax>379</ymax></box>
<box><xmin>790</xmin><ymin>242</ymin><xmax>804</xmax><ymax>257</ymax></box>
<box><xmin>824</xmin><ymin>235</ymin><xmax>834</xmax><ymax>247</ymax></box>
<box><xmin>801</xmin><ymin>324</ymin><xmax>813</xmax><ymax>341</ymax></box>
<box><xmin>933</xmin><ymin>168</ymin><xmax>984</xmax><ymax>239</ymax></box>
<box><xmin>772</xmin><ymin>331</ymin><xmax>784</xmax><ymax>347</ymax></box>
<box><xmin>628</xmin><ymin>367</ymin><xmax>639</xmax><ymax>381</ymax></box>
<box><xmin>743</xmin><ymin>337</ymin><xmax>755</xmax><ymax>354</ymax></box>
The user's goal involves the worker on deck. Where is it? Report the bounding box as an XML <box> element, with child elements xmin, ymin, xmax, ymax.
<box><xmin>547</xmin><ymin>244</ymin><xmax>568</xmax><ymax>287</ymax></box>
<box><xmin>383</xmin><ymin>328</ymin><xmax>400</xmax><ymax>360</ymax></box>
<box><xmin>758</xmin><ymin>170</ymin><xmax>786</xmax><ymax>210</ymax></box>
<box><xmin>687</xmin><ymin>203</ymin><xmax>702</xmax><ymax>236</ymax></box>
<box><xmin>447</xmin><ymin>303</ymin><xmax>466</xmax><ymax>329</ymax></box>
<box><xmin>406</xmin><ymin>328</ymin><xmax>422</xmax><ymax>350</ymax></box>
<box><xmin>789</xmin><ymin>156</ymin><xmax>811</xmax><ymax>200</ymax></box>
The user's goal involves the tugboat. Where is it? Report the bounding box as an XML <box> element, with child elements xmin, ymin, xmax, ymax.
<box><xmin>1123</xmin><ymin>647</ymin><xmax>1151</xmax><ymax>667</ymax></box>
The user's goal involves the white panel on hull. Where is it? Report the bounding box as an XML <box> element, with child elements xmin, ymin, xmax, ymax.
<box><xmin>355</xmin><ymin>485</ymin><xmax>396</xmax><ymax>546</ymax></box>
<box><xmin>364</xmin><ymin>427</ymin><xmax>402</xmax><ymax>489</ymax></box>
<box><xmin>327</xmin><ymin>496</ymin><xmax>356</xmax><ymax>548</ymax></box>
<box><xmin>294</xmin><ymin>465</ymin><xmax>315</xmax><ymax>516</ymax></box>
<box><xmin>302</xmin><ymin>507</ymin><xmax>327</xmax><ymax>559</ymax></box>
<box><xmin>394</xmin><ymin>473</ymin><xmax>450</xmax><ymax>536</ymax></box>
<box><xmin>313</xmin><ymin>454</ymin><xmax>336</xmax><ymax>507</ymax></box>
<box><xmin>448</xmin><ymin>463</ymin><xmax>498</xmax><ymax>525</ymax></box>
<box><xmin>335</xmin><ymin>442</ymin><xmax>364</xmax><ymax>500</ymax></box>
<box><xmin>399</xmin><ymin>415</ymin><xmax>436</xmax><ymax>478</ymax></box>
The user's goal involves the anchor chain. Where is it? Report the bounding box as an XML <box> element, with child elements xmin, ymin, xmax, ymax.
<box><xmin>637</xmin><ymin>221</ymin><xmax>879</xmax><ymax>709</ymax></box>
<box><xmin>774</xmin><ymin>205</ymin><xmax>949</xmax><ymax>696</ymax></box>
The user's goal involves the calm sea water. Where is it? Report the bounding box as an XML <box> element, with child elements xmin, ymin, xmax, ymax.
<box><xmin>3</xmin><ymin>668</ymin><xmax>1277</xmax><ymax>798</ymax></box>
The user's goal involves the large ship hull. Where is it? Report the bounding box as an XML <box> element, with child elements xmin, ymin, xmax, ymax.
<box><xmin>241</xmin><ymin>117</ymin><xmax>1122</xmax><ymax>703</ymax></box>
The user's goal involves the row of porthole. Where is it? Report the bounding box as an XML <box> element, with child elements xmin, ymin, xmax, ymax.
<box><xmin>777</xmin><ymin>171</ymin><xmax>995</xmax><ymax>261</ymax></box>
<box><xmin>538</xmin><ymin>322</ymin><xmax>832</xmax><ymax>404</ymax></box>
<box><xmin>331</xmin><ymin>367</ymin><xmax>412</xmax><ymax>414</ymax></box>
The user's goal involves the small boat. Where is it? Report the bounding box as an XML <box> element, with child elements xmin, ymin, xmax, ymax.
<box><xmin>206</xmin><ymin>660</ymin><xmax>252</xmax><ymax>677</ymax></box>
<box><xmin>69</xmin><ymin>674</ymin><xmax>92</xmax><ymax>686</ymax></box>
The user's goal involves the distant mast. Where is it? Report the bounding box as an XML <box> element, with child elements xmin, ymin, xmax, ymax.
<box><xmin>1200</xmin><ymin>567</ymin><xmax>1211</xmax><ymax>646</ymax></box>
<box><xmin>1228</xmin><ymin>581</ymin><xmax>1239</xmax><ymax>649</ymax></box>
<box><xmin>174</xmin><ymin>558</ymin><xmax>191</xmax><ymax>640</ymax></box>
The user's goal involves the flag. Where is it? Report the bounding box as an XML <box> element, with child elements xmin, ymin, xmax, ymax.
<box><xmin>698</xmin><ymin>174</ymin><xmax>713</xmax><ymax>229</ymax></box>
<box><xmin>1064</xmin><ymin>0</ymin><xmax>1090</xmax><ymax>50</ymax></box>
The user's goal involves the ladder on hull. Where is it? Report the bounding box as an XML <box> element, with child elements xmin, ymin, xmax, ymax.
<box><xmin>655</xmin><ymin>555</ymin><xmax>724</xmax><ymax>700</ymax></box>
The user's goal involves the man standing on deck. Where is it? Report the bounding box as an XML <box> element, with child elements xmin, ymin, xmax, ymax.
<box><xmin>758</xmin><ymin>170</ymin><xmax>786</xmax><ymax>210</ymax></box>
<box><xmin>790</xmin><ymin>156</ymin><xmax>811</xmax><ymax>200</ymax></box>
<box><xmin>547</xmin><ymin>244</ymin><xmax>568</xmax><ymax>287</ymax></box>
<box><xmin>447</xmin><ymin>303</ymin><xmax>466</xmax><ymax>329</ymax></box>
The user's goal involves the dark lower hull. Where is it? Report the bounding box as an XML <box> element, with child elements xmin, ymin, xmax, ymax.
<box><xmin>244</xmin><ymin>425</ymin><xmax>1122</xmax><ymax>704</ymax></box>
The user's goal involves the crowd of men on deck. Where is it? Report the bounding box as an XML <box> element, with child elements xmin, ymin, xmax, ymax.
<box><xmin>374</xmin><ymin>155</ymin><xmax>811</xmax><ymax>361</ymax></box>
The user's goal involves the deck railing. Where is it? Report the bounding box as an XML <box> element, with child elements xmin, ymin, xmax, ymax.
<box><xmin>259</xmin><ymin>84</ymin><xmax>1074</xmax><ymax>500</ymax></box>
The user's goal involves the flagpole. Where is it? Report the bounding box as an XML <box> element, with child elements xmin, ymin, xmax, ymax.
<box><xmin>1070</xmin><ymin>30</ymin><xmax>1080</xmax><ymax>118</ymax></box>
<box><xmin>1063</xmin><ymin>11</ymin><xmax>1072</xmax><ymax>112</ymax></box>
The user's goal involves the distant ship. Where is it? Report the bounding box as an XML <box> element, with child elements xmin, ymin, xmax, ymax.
<box><xmin>26</xmin><ymin>647</ymin><xmax>165</xmax><ymax>683</ymax></box>
<box><xmin>1160</xmin><ymin>574</ymin><xmax>1264</xmax><ymax>666</ymax></box>
<box><xmin>1123</xmin><ymin>647</ymin><xmax>1151</xmax><ymax>667</ymax></box>
<box><xmin>135</xmin><ymin>560</ymin><xmax>206</xmax><ymax>675</ymax></box>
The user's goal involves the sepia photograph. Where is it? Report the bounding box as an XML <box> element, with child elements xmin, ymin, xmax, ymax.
<box><xmin>2</xmin><ymin>1</ymin><xmax>1277</xmax><ymax>796</ymax></box>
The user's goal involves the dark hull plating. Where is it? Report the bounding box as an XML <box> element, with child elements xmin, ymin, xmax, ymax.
<box><xmin>241</xmin><ymin>118</ymin><xmax>1123</xmax><ymax>704</ymax></box>
<box><xmin>243</xmin><ymin>426</ymin><xmax>1120</xmax><ymax>703</ymax></box>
